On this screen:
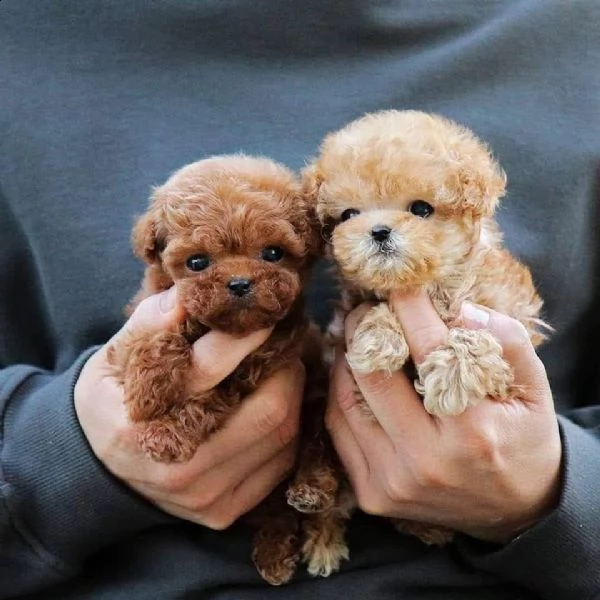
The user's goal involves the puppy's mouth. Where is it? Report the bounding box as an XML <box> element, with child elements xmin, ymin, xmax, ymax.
<box><xmin>369</xmin><ymin>237</ymin><xmax>400</xmax><ymax>257</ymax></box>
<box><xmin>331</xmin><ymin>226</ymin><xmax>437</xmax><ymax>291</ymax></box>
<box><xmin>178</xmin><ymin>270</ymin><xmax>301</xmax><ymax>335</ymax></box>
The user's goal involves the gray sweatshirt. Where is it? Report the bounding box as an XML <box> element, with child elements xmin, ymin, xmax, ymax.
<box><xmin>1</xmin><ymin>1</ymin><xmax>599</xmax><ymax>598</ymax></box>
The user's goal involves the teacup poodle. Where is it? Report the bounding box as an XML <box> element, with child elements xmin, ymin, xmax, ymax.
<box><xmin>108</xmin><ymin>154</ymin><xmax>321</xmax><ymax>463</ymax></box>
<box><xmin>106</xmin><ymin>154</ymin><xmax>326</xmax><ymax>584</ymax></box>
<box><xmin>298</xmin><ymin>109</ymin><xmax>550</xmax><ymax>569</ymax></box>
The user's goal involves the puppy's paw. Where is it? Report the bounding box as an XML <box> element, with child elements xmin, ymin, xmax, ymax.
<box><xmin>416</xmin><ymin>328</ymin><xmax>513</xmax><ymax>417</ymax></box>
<box><xmin>253</xmin><ymin>534</ymin><xmax>300</xmax><ymax>586</ymax></box>
<box><xmin>346</xmin><ymin>304</ymin><xmax>409</xmax><ymax>374</ymax></box>
<box><xmin>137</xmin><ymin>420</ymin><xmax>196</xmax><ymax>463</ymax></box>
<box><xmin>302</xmin><ymin>523</ymin><xmax>349</xmax><ymax>578</ymax></box>
<box><xmin>393</xmin><ymin>518</ymin><xmax>455</xmax><ymax>546</ymax></box>
<box><xmin>286</xmin><ymin>483</ymin><xmax>336</xmax><ymax>514</ymax></box>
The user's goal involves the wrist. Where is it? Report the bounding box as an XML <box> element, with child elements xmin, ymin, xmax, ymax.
<box><xmin>465</xmin><ymin>465</ymin><xmax>562</xmax><ymax>544</ymax></box>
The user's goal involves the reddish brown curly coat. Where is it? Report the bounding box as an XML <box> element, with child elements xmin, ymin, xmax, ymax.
<box><xmin>107</xmin><ymin>154</ymin><xmax>332</xmax><ymax>584</ymax></box>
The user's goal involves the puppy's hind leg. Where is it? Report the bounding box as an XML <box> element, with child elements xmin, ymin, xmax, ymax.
<box><xmin>416</xmin><ymin>328</ymin><xmax>513</xmax><ymax>417</ymax></box>
<box><xmin>250</xmin><ymin>489</ymin><xmax>302</xmax><ymax>586</ymax></box>
<box><xmin>140</xmin><ymin>388</ymin><xmax>244</xmax><ymax>463</ymax></box>
<box><xmin>346</xmin><ymin>303</ymin><xmax>409</xmax><ymax>375</ymax></box>
<box><xmin>300</xmin><ymin>485</ymin><xmax>354</xmax><ymax>578</ymax></box>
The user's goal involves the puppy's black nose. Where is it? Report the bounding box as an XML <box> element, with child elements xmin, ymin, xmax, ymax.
<box><xmin>371</xmin><ymin>225</ymin><xmax>392</xmax><ymax>242</ymax></box>
<box><xmin>227</xmin><ymin>278</ymin><xmax>252</xmax><ymax>296</ymax></box>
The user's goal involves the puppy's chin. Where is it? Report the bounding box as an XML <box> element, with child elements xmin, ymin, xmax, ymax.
<box><xmin>203</xmin><ymin>303</ymin><xmax>290</xmax><ymax>335</ymax></box>
<box><xmin>331</xmin><ymin>230</ymin><xmax>438</xmax><ymax>293</ymax></box>
<box><xmin>178</xmin><ymin>269</ymin><xmax>301</xmax><ymax>336</ymax></box>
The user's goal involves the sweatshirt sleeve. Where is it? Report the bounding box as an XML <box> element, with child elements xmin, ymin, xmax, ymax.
<box><xmin>0</xmin><ymin>350</ymin><xmax>173</xmax><ymax>598</ymax></box>
<box><xmin>456</xmin><ymin>414</ymin><xmax>600</xmax><ymax>600</ymax></box>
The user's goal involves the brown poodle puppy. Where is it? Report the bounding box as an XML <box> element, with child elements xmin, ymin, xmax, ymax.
<box><xmin>106</xmin><ymin>154</ymin><xmax>324</xmax><ymax>584</ymax></box>
<box><xmin>108</xmin><ymin>154</ymin><xmax>320</xmax><ymax>462</ymax></box>
<box><xmin>297</xmin><ymin>109</ymin><xmax>550</xmax><ymax>572</ymax></box>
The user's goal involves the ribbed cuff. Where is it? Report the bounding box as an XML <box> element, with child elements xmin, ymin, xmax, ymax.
<box><xmin>2</xmin><ymin>350</ymin><xmax>173</xmax><ymax>573</ymax></box>
<box><xmin>456</xmin><ymin>417</ymin><xmax>600</xmax><ymax>600</ymax></box>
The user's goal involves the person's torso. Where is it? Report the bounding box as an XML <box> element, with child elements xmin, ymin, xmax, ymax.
<box><xmin>1</xmin><ymin>1</ymin><xmax>598</xmax><ymax>597</ymax></box>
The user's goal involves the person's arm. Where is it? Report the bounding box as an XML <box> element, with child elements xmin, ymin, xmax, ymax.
<box><xmin>0</xmin><ymin>355</ymin><xmax>172</xmax><ymax>597</ymax></box>
<box><xmin>326</xmin><ymin>291</ymin><xmax>599</xmax><ymax>600</ymax></box>
<box><xmin>0</xmin><ymin>290</ymin><xmax>303</xmax><ymax>598</ymax></box>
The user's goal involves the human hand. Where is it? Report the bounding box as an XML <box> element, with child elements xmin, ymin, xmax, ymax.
<box><xmin>74</xmin><ymin>289</ymin><xmax>303</xmax><ymax>529</ymax></box>
<box><xmin>325</xmin><ymin>290</ymin><xmax>562</xmax><ymax>543</ymax></box>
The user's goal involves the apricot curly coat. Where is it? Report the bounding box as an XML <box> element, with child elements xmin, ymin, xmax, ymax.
<box><xmin>297</xmin><ymin>110</ymin><xmax>550</xmax><ymax>573</ymax></box>
<box><xmin>107</xmin><ymin>154</ymin><xmax>331</xmax><ymax>585</ymax></box>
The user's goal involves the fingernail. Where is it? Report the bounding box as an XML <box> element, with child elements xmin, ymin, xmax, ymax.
<box><xmin>158</xmin><ymin>286</ymin><xmax>177</xmax><ymax>313</ymax></box>
<box><xmin>461</xmin><ymin>302</ymin><xmax>490</xmax><ymax>328</ymax></box>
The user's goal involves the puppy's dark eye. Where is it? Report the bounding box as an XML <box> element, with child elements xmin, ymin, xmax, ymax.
<box><xmin>185</xmin><ymin>254</ymin><xmax>210</xmax><ymax>272</ymax></box>
<box><xmin>340</xmin><ymin>208</ymin><xmax>361</xmax><ymax>222</ymax></box>
<box><xmin>408</xmin><ymin>200</ymin><xmax>434</xmax><ymax>218</ymax></box>
<box><xmin>261</xmin><ymin>246</ymin><xmax>284</xmax><ymax>262</ymax></box>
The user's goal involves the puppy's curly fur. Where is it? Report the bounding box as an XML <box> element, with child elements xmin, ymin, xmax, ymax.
<box><xmin>296</xmin><ymin>109</ymin><xmax>550</xmax><ymax>574</ymax></box>
<box><xmin>107</xmin><ymin>154</ymin><xmax>325</xmax><ymax>584</ymax></box>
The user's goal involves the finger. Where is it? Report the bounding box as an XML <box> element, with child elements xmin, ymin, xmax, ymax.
<box><xmin>325</xmin><ymin>397</ymin><xmax>370</xmax><ymax>486</ymax></box>
<box><xmin>166</xmin><ymin>446</ymin><xmax>296</xmax><ymax>528</ymax></box>
<box><xmin>110</xmin><ymin>287</ymin><xmax>183</xmax><ymax>345</ymax></box>
<box><xmin>147</xmin><ymin>422</ymin><xmax>298</xmax><ymax>508</ymax></box>
<box><xmin>227</xmin><ymin>445</ymin><xmax>297</xmax><ymax>519</ymax></box>
<box><xmin>460</xmin><ymin>302</ymin><xmax>551</xmax><ymax>404</ymax></box>
<box><xmin>389</xmin><ymin>289</ymin><xmax>448</xmax><ymax>364</ymax></box>
<box><xmin>188</xmin><ymin>327</ymin><xmax>274</xmax><ymax>392</ymax></box>
<box><xmin>328</xmin><ymin>350</ymin><xmax>392</xmax><ymax>459</ymax></box>
<box><xmin>352</xmin><ymin>367</ymin><xmax>434</xmax><ymax>439</ymax></box>
<box><xmin>183</xmin><ymin>364</ymin><xmax>304</xmax><ymax>471</ymax></box>
<box><xmin>344</xmin><ymin>302</ymin><xmax>377</xmax><ymax>347</ymax></box>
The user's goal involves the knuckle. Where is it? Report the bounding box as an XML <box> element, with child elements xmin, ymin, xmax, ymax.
<box><xmin>463</xmin><ymin>427</ymin><xmax>503</xmax><ymax>468</ymax></box>
<box><xmin>129</xmin><ymin>296</ymin><xmax>160</xmax><ymax>328</ymax></box>
<box><xmin>256</xmin><ymin>394</ymin><xmax>289</xmax><ymax>434</ymax></box>
<box><xmin>336</xmin><ymin>385</ymin><xmax>359</xmax><ymax>413</ymax></box>
<box><xmin>501</xmin><ymin>319</ymin><xmax>532</xmax><ymax>353</ymax></box>
<box><xmin>203</xmin><ymin>511</ymin><xmax>236</xmax><ymax>531</ymax></box>
<box><xmin>276</xmin><ymin>418</ymin><xmax>299</xmax><ymax>449</ymax></box>
<box><xmin>409</xmin><ymin>460</ymin><xmax>446</xmax><ymax>490</ymax></box>
<box><xmin>382</xmin><ymin>475</ymin><xmax>411</xmax><ymax>504</ymax></box>
<box><xmin>156</xmin><ymin>468</ymin><xmax>193</xmax><ymax>494</ymax></box>
<box><xmin>190</xmin><ymin>352</ymin><xmax>221</xmax><ymax>387</ymax></box>
<box><xmin>324</xmin><ymin>406</ymin><xmax>338</xmax><ymax>433</ymax></box>
<box><xmin>410</xmin><ymin>324</ymin><xmax>447</xmax><ymax>364</ymax></box>
<box><xmin>355</xmin><ymin>487</ymin><xmax>385</xmax><ymax>516</ymax></box>
<box><xmin>187</xmin><ymin>488</ymin><xmax>222</xmax><ymax>513</ymax></box>
<box><xmin>284</xmin><ymin>450</ymin><xmax>297</xmax><ymax>474</ymax></box>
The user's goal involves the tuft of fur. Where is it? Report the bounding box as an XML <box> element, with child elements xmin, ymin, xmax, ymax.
<box><xmin>296</xmin><ymin>110</ymin><xmax>551</xmax><ymax>573</ymax></box>
<box><xmin>107</xmin><ymin>154</ymin><xmax>325</xmax><ymax>585</ymax></box>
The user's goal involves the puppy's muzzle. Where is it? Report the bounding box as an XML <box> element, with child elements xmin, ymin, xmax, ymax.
<box><xmin>227</xmin><ymin>277</ymin><xmax>253</xmax><ymax>297</ymax></box>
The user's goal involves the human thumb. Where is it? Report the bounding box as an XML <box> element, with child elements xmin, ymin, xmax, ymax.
<box><xmin>111</xmin><ymin>287</ymin><xmax>183</xmax><ymax>344</ymax></box>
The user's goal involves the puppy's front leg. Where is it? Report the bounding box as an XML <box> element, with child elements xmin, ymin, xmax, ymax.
<box><xmin>416</xmin><ymin>327</ymin><xmax>513</xmax><ymax>417</ymax></box>
<box><xmin>107</xmin><ymin>329</ymin><xmax>191</xmax><ymax>423</ymax></box>
<box><xmin>346</xmin><ymin>303</ymin><xmax>409</xmax><ymax>375</ymax></box>
<box><xmin>139</xmin><ymin>388</ymin><xmax>244</xmax><ymax>462</ymax></box>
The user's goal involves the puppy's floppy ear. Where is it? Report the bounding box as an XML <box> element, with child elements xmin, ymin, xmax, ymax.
<box><xmin>300</xmin><ymin>161</ymin><xmax>330</xmax><ymax>252</ymax></box>
<box><xmin>284</xmin><ymin>187</ymin><xmax>324</xmax><ymax>262</ymax></box>
<box><xmin>131</xmin><ymin>210</ymin><xmax>167</xmax><ymax>264</ymax></box>
<box><xmin>457</xmin><ymin>160</ymin><xmax>507</xmax><ymax>217</ymax></box>
<box><xmin>301</xmin><ymin>162</ymin><xmax>323</xmax><ymax>206</ymax></box>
